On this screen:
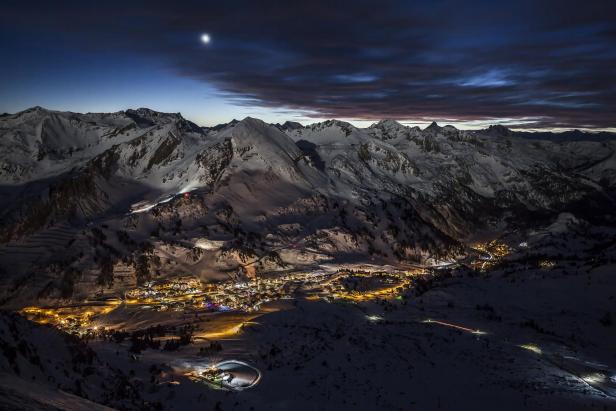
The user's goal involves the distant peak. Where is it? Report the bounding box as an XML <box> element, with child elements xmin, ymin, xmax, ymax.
<box><xmin>372</xmin><ymin>119</ymin><xmax>404</xmax><ymax>128</ymax></box>
<box><xmin>7</xmin><ymin>106</ymin><xmax>54</xmax><ymax>120</ymax></box>
<box><xmin>124</xmin><ymin>108</ymin><xmax>184</xmax><ymax>130</ymax></box>
<box><xmin>20</xmin><ymin>106</ymin><xmax>49</xmax><ymax>115</ymax></box>
<box><xmin>232</xmin><ymin>117</ymin><xmax>279</xmax><ymax>135</ymax></box>
<box><xmin>283</xmin><ymin>121</ymin><xmax>303</xmax><ymax>130</ymax></box>
<box><xmin>483</xmin><ymin>124</ymin><xmax>513</xmax><ymax>137</ymax></box>
<box><xmin>209</xmin><ymin>119</ymin><xmax>239</xmax><ymax>131</ymax></box>
<box><xmin>125</xmin><ymin>107</ymin><xmax>183</xmax><ymax>119</ymax></box>
<box><xmin>368</xmin><ymin>119</ymin><xmax>410</xmax><ymax>140</ymax></box>
<box><xmin>272</xmin><ymin>121</ymin><xmax>304</xmax><ymax>131</ymax></box>
<box><xmin>425</xmin><ymin>121</ymin><xmax>440</xmax><ymax>130</ymax></box>
<box><xmin>311</xmin><ymin>119</ymin><xmax>355</xmax><ymax>129</ymax></box>
<box><xmin>239</xmin><ymin>116</ymin><xmax>268</xmax><ymax>127</ymax></box>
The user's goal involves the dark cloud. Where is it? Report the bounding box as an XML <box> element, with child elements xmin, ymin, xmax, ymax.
<box><xmin>1</xmin><ymin>0</ymin><xmax>615</xmax><ymax>128</ymax></box>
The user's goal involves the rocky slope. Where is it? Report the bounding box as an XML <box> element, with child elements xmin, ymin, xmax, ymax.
<box><xmin>0</xmin><ymin>311</ymin><xmax>147</xmax><ymax>410</ymax></box>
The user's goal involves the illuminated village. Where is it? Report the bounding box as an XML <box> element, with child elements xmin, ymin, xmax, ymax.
<box><xmin>19</xmin><ymin>267</ymin><xmax>424</xmax><ymax>334</ymax></box>
<box><xmin>18</xmin><ymin>240</ymin><xmax>514</xmax><ymax>336</ymax></box>
<box><xmin>470</xmin><ymin>240</ymin><xmax>511</xmax><ymax>270</ymax></box>
<box><xmin>13</xmin><ymin>233</ymin><xmax>616</xmax><ymax>409</ymax></box>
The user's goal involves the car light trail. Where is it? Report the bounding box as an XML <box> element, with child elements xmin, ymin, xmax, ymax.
<box><xmin>423</xmin><ymin>319</ymin><xmax>486</xmax><ymax>335</ymax></box>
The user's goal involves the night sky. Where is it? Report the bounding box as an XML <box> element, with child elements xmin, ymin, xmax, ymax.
<box><xmin>1</xmin><ymin>0</ymin><xmax>615</xmax><ymax>129</ymax></box>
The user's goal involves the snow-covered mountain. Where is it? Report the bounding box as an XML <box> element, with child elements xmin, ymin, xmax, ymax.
<box><xmin>0</xmin><ymin>107</ymin><xmax>615</xmax><ymax>305</ymax></box>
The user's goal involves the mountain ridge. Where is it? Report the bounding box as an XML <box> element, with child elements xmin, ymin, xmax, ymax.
<box><xmin>0</xmin><ymin>106</ymin><xmax>615</xmax><ymax>306</ymax></box>
<box><xmin>5</xmin><ymin>105</ymin><xmax>616</xmax><ymax>138</ymax></box>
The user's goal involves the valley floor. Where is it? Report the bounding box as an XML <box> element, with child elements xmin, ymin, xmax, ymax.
<box><xmin>80</xmin><ymin>262</ymin><xmax>616</xmax><ymax>410</ymax></box>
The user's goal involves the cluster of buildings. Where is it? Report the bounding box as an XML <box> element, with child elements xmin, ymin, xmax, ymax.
<box><xmin>538</xmin><ymin>259</ymin><xmax>556</xmax><ymax>269</ymax></box>
<box><xmin>205</xmin><ymin>273</ymin><xmax>311</xmax><ymax>311</ymax></box>
<box><xmin>20</xmin><ymin>300</ymin><xmax>120</xmax><ymax>332</ymax></box>
<box><xmin>20</xmin><ymin>269</ymin><xmax>417</xmax><ymax>334</ymax></box>
<box><xmin>123</xmin><ymin>276</ymin><xmax>206</xmax><ymax>312</ymax></box>
<box><xmin>471</xmin><ymin>240</ymin><xmax>511</xmax><ymax>270</ymax></box>
<box><xmin>123</xmin><ymin>274</ymin><xmax>299</xmax><ymax>313</ymax></box>
<box><xmin>125</xmin><ymin>277</ymin><xmax>203</xmax><ymax>301</ymax></box>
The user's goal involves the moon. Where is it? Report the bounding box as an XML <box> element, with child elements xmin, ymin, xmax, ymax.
<box><xmin>201</xmin><ymin>33</ymin><xmax>211</xmax><ymax>44</ymax></box>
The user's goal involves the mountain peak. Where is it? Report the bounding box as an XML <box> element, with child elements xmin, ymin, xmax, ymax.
<box><xmin>227</xmin><ymin>116</ymin><xmax>284</xmax><ymax>138</ymax></box>
<box><xmin>239</xmin><ymin>116</ymin><xmax>269</xmax><ymax>128</ymax></box>
<box><xmin>484</xmin><ymin>124</ymin><xmax>512</xmax><ymax>137</ymax></box>
<box><xmin>209</xmin><ymin>119</ymin><xmax>239</xmax><ymax>131</ymax></box>
<box><xmin>372</xmin><ymin>119</ymin><xmax>405</xmax><ymax>129</ymax></box>
<box><xmin>16</xmin><ymin>106</ymin><xmax>50</xmax><ymax>117</ymax></box>
<box><xmin>425</xmin><ymin>121</ymin><xmax>440</xmax><ymax>130</ymax></box>
<box><xmin>442</xmin><ymin>124</ymin><xmax>458</xmax><ymax>132</ymax></box>
<box><xmin>125</xmin><ymin>107</ymin><xmax>183</xmax><ymax>119</ymax></box>
<box><xmin>368</xmin><ymin>119</ymin><xmax>410</xmax><ymax>140</ymax></box>
<box><xmin>311</xmin><ymin>119</ymin><xmax>354</xmax><ymax>128</ymax></box>
<box><xmin>283</xmin><ymin>121</ymin><xmax>303</xmax><ymax>129</ymax></box>
<box><xmin>273</xmin><ymin>121</ymin><xmax>304</xmax><ymax>131</ymax></box>
<box><xmin>124</xmin><ymin>107</ymin><xmax>201</xmax><ymax>132</ymax></box>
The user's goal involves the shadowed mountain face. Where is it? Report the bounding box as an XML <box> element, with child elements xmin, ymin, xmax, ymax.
<box><xmin>0</xmin><ymin>311</ymin><xmax>144</xmax><ymax>410</ymax></box>
<box><xmin>0</xmin><ymin>107</ymin><xmax>615</xmax><ymax>305</ymax></box>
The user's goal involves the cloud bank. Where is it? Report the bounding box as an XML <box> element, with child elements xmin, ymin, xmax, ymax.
<box><xmin>2</xmin><ymin>0</ymin><xmax>615</xmax><ymax>128</ymax></box>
